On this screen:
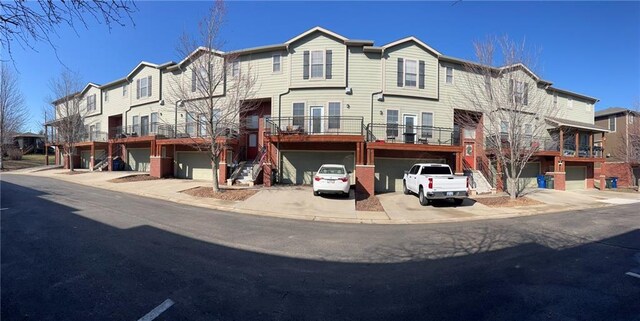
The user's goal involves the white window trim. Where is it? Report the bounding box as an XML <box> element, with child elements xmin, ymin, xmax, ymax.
<box><xmin>272</xmin><ymin>54</ymin><xmax>282</xmax><ymax>74</ymax></box>
<box><xmin>139</xmin><ymin>77</ymin><xmax>150</xmax><ymax>98</ymax></box>
<box><xmin>386</xmin><ymin>109</ymin><xmax>400</xmax><ymax>124</ymax></box>
<box><xmin>609</xmin><ymin>116</ymin><xmax>616</xmax><ymax>132</ymax></box>
<box><xmin>309</xmin><ymin>50</ymin><xmax>325</xmax><ymax>80</ymax></box>
<box><xmin>445</xmin><ymin>66</ymin><xmax>454</xmax><ymax>84</ymax></box>
<box><xmin>231</xmin><ymin>60</ymin><xmax>240</xmax><ymax>77</ymax></box>
<box><xmin>500</xmin><ymin>120</ymin><xmax>509</xmax><ymax>133</ymax></box>
<box><xmin>327</xmin><ymin>101</ymin><xmax>342</xmax><ymax>130</ymax></box>
<box><xmin>420</xmin><ymin>111</ymin><xmax>435</xmax><ymax>138</ymax></box>
<box><xmin>404</xmin><ymin>59</ymin><xmax>418</xmax><ymax>88</ymax></box>
<box><xmin>309</xmin><ymin>104</ymin><xmax>324</xmax><ymax>133</ymax></box>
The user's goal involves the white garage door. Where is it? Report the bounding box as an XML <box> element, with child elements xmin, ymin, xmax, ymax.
<box><xmin>375</xmin><ymin>157</ymin><xmax>446</xmax><ymax>193</ymax></box>
<box><xmin>566</xmin><ymin>166</ymin><xmax>586</xmax><ymax>190</ymax></box>
<box><xmin>281</xmin><ymin>151</ymin><xmax>354</xmax><ymax>185</ymax></box>
<box><xmin>128</xmin><ymin>148</ymin><xmax>150</xmax><ymax>172</ymax></box>
<box><xmin>80</xmin><ymin>151</ymin><xmax>91</xmax><ymax>169</ymax></box>
<box><xmin>176</xmin><ymin>152</ymin><xmax>212</xmax><ymax>180</ymax></box>
<box><xmin>504</xmin><ymin>162</ymin><xmax>540</xmax><ymax>192</ymax></box>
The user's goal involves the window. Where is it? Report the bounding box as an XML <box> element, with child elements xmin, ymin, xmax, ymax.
<box><xmin>186</xmin><ymin>113</ymin><xmax>196</xmax><ymax>136</ymax></box>
<box><xmin>567</xmin><ymin>97</ymin><xmax>573</xmax><ymax>108</ymax></box>
<box><xmin>246</xmin><ymin>115</ymin><xmax>259</xmax><ymax>129</ymax></box>
<box><xmin>310</xmin><ymin>50</ymin><xmax>323</xmax><ymax>79</ymax></box>
<box><xmin>292</xmin><ymin>103</ymin><xmax>305</xmax><ymax>128</ymax></box>
<box><xmin>212</xmin><ymin>109</ymin><xmax>221</xmax><ymax>131</ymax></box>
<box><xmin>272</xmin><ymin>54</ymin><xmax>281</xmax><ymax>73</ymax></box>
<box><xmin>445</xmin><ymin>67</ymin><xmax>454</xmax><ymax>84</ymax></box>
<box><xmin>409</xmin><ymin>165</ymin><xmax>420</xmax><ymax>175</ymax></box>
<box><xmin>500</xmin><ymin>121</ymin><xmax>509</xmax><ymax>134</ymax></box>
<box><xmin>328</xmin><ymin>102</ymin><xmax>341</xmax><ymax>129</ymax></box>
<box><xmin>232</xmin><ymin>60</ymin><xmax>240</xmax><ymax>77</ymax></box>
<box><xmin>553</xmin><ymin>93</ymin><xmax>558</xmax><ymax>108</ymax></box>
<box><xmin>404</xmin><ymin>59</ymin><xmax>417</xmax><ymax>87</ymax></box>
<box><xmin>192</xmin><ymin>67</ymin><xmax>209</xmax><ymax>92</ymax></box>
<box><xmin>512</xmin><ymin>80</ymin><xmax>528</xmax><ymax>105</ymax></box>
<box><xmin>123</xmin><ymin>84</ymin><xmax>128</xmax><ymax>97</ymax></box>
<box><xmin>630</xmin><ymin>114</ymin><xmax>635</xmax><ymax>124</ymax></box>
<box><xmin>104</xmin><ymin>90</ymin><xmax>108</xmax><ymax>102</ymax></box>
<box><xmin>484</xmin><ymin>75</ymin><xmax>492</xmax><ymax>100</ymax></box>
<box><xmin>524</xmin><ymin>124</ymin><xmax>533</xmax><ymax>137</ymax></box>
<box><xmin>199</xmin><ymin>114</ymin><xmax>207</xmax><ymax>137</ymax></box>
<box><xmin>136</xmin><ymin>76</ymin><xmax>152</xmax><ymax>99</ymax></box>
<box><xmin>421</xmin><ymin>112</ymin><xmax>433</xmax><ymax>138</ymax></box>
<box><xmin>609</xmin><ymin>116</ymin><xmax>616</xmax><ymax>132</ymax></box>
<box><xmin>87</xmin><ymin>94</ymin><xmax>96</xmax><ymax>111</ymax></box>
<box><xmin>150</xmin><ymin>112</ymin><xmax>158</xmax><ymax>133</ymax></box>
<box><xmin>386</xmin><ymin>109</ymin><xmax>399</xmax><ymax>138</ymax></box>
<box><xmin>132</xmin><ymin>116</ymin><xmax>139</xmax><ymax>134</ymax></box>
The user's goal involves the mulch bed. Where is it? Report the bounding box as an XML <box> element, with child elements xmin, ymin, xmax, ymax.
<box><xmin>473</xmin><ymin>196</ymin><xmax>543</xmax><ymax>207</ymax></box>
<box><xmin>355</xmin><ymin>191</ymin><xmax>385</xmax><ymax>212</ymax></box>
<box><xmin>109</xmin><ymin>174</ymin><xmax>161</xmax><ymax>183</ymax></box>
<box><xmin>56</xmin><ymin>171</ymin><xmax>88</xmax><ymax>175</ymax></box>
<box><xmin>181</xmin><ymin>186</ymin><xmax>258</xmax><ymax>201</ymax></box>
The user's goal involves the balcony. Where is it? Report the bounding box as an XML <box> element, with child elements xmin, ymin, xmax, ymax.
<box><xmin>366</xmin><ymin>123</ymin><xmax>461</xmax><ymax>146</ymax></box>
<box><xmin>562</xmin><ymin>143</ymin><xmax>604</xmax><ymax>158</ymax></box>
<box><xmin>485</xmin><ymin>134</ymin><xmax>560</xmax><ymax>153</ymax></box>
<box><xmin>268</xmin><ymin>116</ymin><xmax>365</xmax><ymax>136</ymax></box>
<box><xmin>109</xmin><ymin>122</ymin><xmax>172</xmax><ymax>139</ymax></box>
<box><xmin>170</xmin><ymin>122</ymin><xmax>239</xmax><ymax>140</ymax></box>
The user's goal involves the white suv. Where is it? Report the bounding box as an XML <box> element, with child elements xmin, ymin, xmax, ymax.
<box><xmin>312</xmin><ymin>164</ymin><xmax>350</xmax><ymax>197</ymax></box>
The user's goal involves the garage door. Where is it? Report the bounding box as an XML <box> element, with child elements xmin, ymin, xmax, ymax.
<box><xmin>503</xmin><ymin>162</ymin><xmax>540</xmax><ymax>193</ymax></box>
<box><xmin>375</xmin><ymin>157</ymin><xmax>446</xmax><ymax>193</ymax></box>
<box><xmin>281</xmin><ymin>151</ymin><xmax>354</xmax><ymax>185</ymax></box>
<box><xmin>566</xmin><ymin>166</ymin><xmax>586</xmax><ymax>190</ymax></box>
<box><xmin>176</xmin><ymin>152</ymin><xmax>212</xmax><ymax>180</ymax></box>
<box><xmin>128</xmin><ymin>148</ymin><xmax>150</xmax><ymax>172</ymax></box>
<box><xmin>633</xmin><ymin>167</ymin><xmax>640</xmax><ymax>187</ymax></box>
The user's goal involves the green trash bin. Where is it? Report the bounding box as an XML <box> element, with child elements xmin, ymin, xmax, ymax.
<box><xmin>605</xmin><ymin>178</ymin><xmax>613</xmax><ymax>189</ymax></box>
<box><xmin>545</xmin><ymin>175</ymin><xmax>554</xmax><ymax>189</ymax></box>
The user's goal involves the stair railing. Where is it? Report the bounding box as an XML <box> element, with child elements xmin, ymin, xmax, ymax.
<box><xmin>251</xmin><ymin>146</ymin><xmax>267</xmax><ymax>181</ymax></box>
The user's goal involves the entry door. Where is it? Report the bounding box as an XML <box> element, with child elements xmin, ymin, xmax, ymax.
<box><xmin>247</xmin><ymin>133</ymin><xmax>258</xmax><ymax>160</ymax></box>
<box><xmin>310</xmin><ymin>106</ymin><xmax>323</xmax><ymax>134</ymax></box>
<box><xmin>403</xmin><ymin>114</ymin><xmax>417</xmax><ymax>143</ymax></box>
<box><xmin>140</xmin><ymin>116</ymin><xmax>149</xmax><ymax>136</ymax></box>
<box><xmin>463</xmin><ymin>127</ymin><xmax>476</xmax><ymax>168</ymax></box>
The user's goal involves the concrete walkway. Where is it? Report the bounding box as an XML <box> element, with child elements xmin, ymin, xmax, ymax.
<box><xmin>5</xmin><ymin>169</ymin><xmax>639</xmax><ymax>224</ymax></box>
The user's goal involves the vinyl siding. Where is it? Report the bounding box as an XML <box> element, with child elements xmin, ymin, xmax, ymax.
<box><xmin>131</xmin><ymin>66</ymin><xmax>160</xmax><ymax>105</ymax></box>
<box><xmin>289</xmin><ymin>32</ymin><xmax>346</xmax><ymax>89</ymax></box>
<box><xmin>384</xmin><ymin>41</ymin><xmax>438</xmax><ymax>99</ymax></box>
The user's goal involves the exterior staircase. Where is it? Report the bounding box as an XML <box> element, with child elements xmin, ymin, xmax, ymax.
<box><xmin>94</xmin><ymin>158</ymin><xmax>109</xmax><ymax>171</ymax></box>
<box><xmin>234</xmin><ymin>162</ymin><xmax>256</xmax><ymax>185</ymax></box>
<box><xmin>471</xmin><ymin>169</ymin><xmax>493</xmax><ymax>194</ymax></box>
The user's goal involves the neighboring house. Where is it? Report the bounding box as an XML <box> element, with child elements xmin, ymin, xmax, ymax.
<box><xmin>594</xmin><ymin>107</ymin><xmax>640</xmax><ymax>187</ymax></box>
<box><xmin>45</xmin><ymin>27</ymin><xmax>607</xmax><ymax>194</ymax></box>
<box><xmin>13</xmin><ymin>133</ymin><xmax>46</xmax><ymax>154</ymax></box>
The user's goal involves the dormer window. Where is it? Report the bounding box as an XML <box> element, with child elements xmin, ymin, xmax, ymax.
<box><xmin>397</xmin><ymin>58</ymin><xmax>425</xmax><ymax>89</ymax></box>
<box><xmin>404</xmin><ymin>59</ymin><xmax>417</xmax><ymax>87</ymax></box>
<box><xmin>136</xmin><ymin>76</ymin><xmax>152</xmax><ymax>99</ymax></box>
<box><xmin>310</xmin><ymin>51</ymin><xmax>323</xmax><ymax>78</ymax></box>
<box><xmin>87</xmin><ymin>94</ymin><xmax>96</xmax><ymax>111</ymax></box>
<box><xmin>302</xmin><ymin>50</ymin><xmax>332</xmax><ymax>80</ymax></box>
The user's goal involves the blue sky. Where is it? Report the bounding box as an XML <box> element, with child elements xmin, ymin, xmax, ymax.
<box><xmin>9</xmin><ymin>1</ymin><xmax>640</xmax><ymax>132</ymax></box>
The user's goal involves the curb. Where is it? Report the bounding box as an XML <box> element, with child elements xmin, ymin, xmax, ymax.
<box><xmin>9</xmin><ymin>172</ymin><xmax>627</xmax><ymax>225</ymax></box>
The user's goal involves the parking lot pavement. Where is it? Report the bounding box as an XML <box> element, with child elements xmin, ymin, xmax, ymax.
<box><xmin>235</xmin><ymin>186</ymin><xmax>359</xmax><ymax>220</ymax></box>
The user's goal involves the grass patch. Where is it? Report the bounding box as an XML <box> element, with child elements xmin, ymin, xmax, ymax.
<box><xmin>109</xmin><ymin>174</ymin><xmax>161</xmax><ymax>183</ymax></box>
<box><xmin>355</xmin><ymin>191</ymin><xmax>385</xmax><ymax>212</ymax></box>
<box><xmin>473</xmin><ymin>196</ymin><xmax>543</xmax><ymax>207</ymax></box>
<box><xmin>1</xmin><ymin>154</ymin><xmax>47</xmax><ymax>171</ymax></box>
<box><xmin>181</xmin><ymin>186</ymin><xmax>258</xmax><ymax>201</ymax></box>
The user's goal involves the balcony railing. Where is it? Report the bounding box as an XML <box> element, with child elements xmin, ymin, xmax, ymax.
<box><xmin>109</xmin><ymin>122</ymin><xmax>170</xmax><ymax>139</ymax></box>
<box><xmin>562</xmin><ymin>143</ymin><xmax>603</xmax><ymax>158</ymax></box>
<box><xmin>267</xmin><ymin>116</ymin><xmax>365</xmax><ymax>136</ymax></box>
<box><xmin>485</xmin><ymin>134</ymin><xmax>560</xmax><ymax>152</ymax></box>
<box><xmin>170</xmin><ymin>122</ymin><xmax>239</xmax><ymax>139</ymax></box>
<box><xmin>82</xmin><ymin>131</ymin><xmax>108</xmax><ymax>142</ymax></box>
<box><xmin>366</xmin><ymin>123</ymin><xmax>461</xmax><ymax>146</ymax></box>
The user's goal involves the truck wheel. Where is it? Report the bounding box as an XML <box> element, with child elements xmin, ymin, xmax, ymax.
<box><xmin>453</xmin><ymin>198</ymin><xmax>464</xmax><ymax>206</ymax></box>
<box><xmin>403</xmin><ymin>181</ymin><xmax>410</xmax><ymax>195</ymax></box>
<box><xmin>419</xmin><ymin>187</ymin><xmax>429</xmax><ymax>206</ymax></box>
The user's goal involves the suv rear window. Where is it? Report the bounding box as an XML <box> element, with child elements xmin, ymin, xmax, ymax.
<box><xmin>420</xmin><ymin>166</ymin><xmax>451</xmax><ymax>175</ymax></box>
<box><xmin>319</xmin><ymin>167</ymin><xmax>346</xmax><ymax>175</ymax></box>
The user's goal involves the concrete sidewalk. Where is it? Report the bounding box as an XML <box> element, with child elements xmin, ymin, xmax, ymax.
<box><xmin>6</xmin><ymin>169</ymin><xmax>639</xmax><ymax>224</ymax></box>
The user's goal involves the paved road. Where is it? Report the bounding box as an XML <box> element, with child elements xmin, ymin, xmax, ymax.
<box><xmin>1</xmin><ymin>174</ymin><xmax>639</xmax><ymax>320</ymax></box>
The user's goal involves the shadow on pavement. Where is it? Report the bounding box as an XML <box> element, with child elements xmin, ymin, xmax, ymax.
<box><xmin>1</xmin><ymin>180</ymin><xmax>639</xmax><ymax>320</ymax></box>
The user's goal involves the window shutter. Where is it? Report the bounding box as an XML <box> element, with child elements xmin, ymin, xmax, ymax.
<box><xmin>136</xmin><ymin>79</ymin><xmax>140</xmax><ymax>99</ymax></box>
<box><xmin>325</xmin><ymin>50</ymin><xmax>332</xmax><ymax>79</ymax></box>
<box><xmin>147</xmin><ymin>76</ymin><xmax>152</xmax><ymax>96</ymax></box>
<box><xmin>418</xmin><ymin>60</ymin><xmax>425</xmax><ymax>89</ymax></box>
<box><xmin>397</xmin><ymin>58</ymin><xmax>404</xmax><ymax>87</ymax></box>
<box><xmin>524</xmin><ymin>83</ymin><xmax>529</xmax><ymax>105</ymax></box>
<box><xmin>303</xmin><ymin>51</ymin><xmax>310</xmax><ymax>80</ymax></box>
<box><xmin>191</xmin><ymin>69</ymin><xmax>197</xmax><ymax>92</ymax></box>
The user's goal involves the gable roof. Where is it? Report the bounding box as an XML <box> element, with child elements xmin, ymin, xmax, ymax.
<box><xmin>499</xmin><ymin>63</ymin><xmax>552</xmax><ymax>85</ymax></box>
<box><xmin>546</xmin><ymin>116</ymin><xmax>609</xmax><ymax>133</ymax></box>
<box><xmin>285</xmin><ymin>26</ymin><xmax>348</xmax><ymax>45</ymax></box>
<box><xmin>79</xmin><ymin>83</ymin><xmax>101</xmax><ymax>95</ymax></box>
<box><xmin>595</xmin><ymin>107</ymin><xmax>638</xmax><ymax>118</ymax></box>
<box><xmin>381</xmin><ymin>36</ymin><xmax>442</xmax><ymax>57</ymax></box>
<box><xmin>170</xmin><ymin>47</ymin><xmax>226</xmax><ymax>70</ymax></box>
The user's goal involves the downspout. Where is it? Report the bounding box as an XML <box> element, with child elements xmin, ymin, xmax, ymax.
<box><xmin>370</xmin><ymin>91</ymin><xmax>383</xmax><ymax>138</ymax></box>
<box><xmin>277</xmin><ymin>88</ymin><xmax>290</xmax><ymax>183</ymax></box>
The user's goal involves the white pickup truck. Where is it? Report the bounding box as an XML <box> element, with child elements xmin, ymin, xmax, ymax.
<box><xmin>402</xmin><ymin>163</ymin><xmax>469</xmax><ymax>206</ymax></box>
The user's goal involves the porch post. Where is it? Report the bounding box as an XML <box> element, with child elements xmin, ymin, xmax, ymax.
<box><xmin>589</xmin><ymin>133</ymin><xmax>593</xmax><ymax>158</ymax></box>
<box><xmin>559</xmin><ymin>128</ymin><xmax>564</xmax><ymax>155</ymax></box>
<box><xmin>107</xmin><ymin>143</ymin><xmax>113</xmax><ymax>171</ymax></box>
<box><xmin>455</xmin><ymin>152</ymin><xmax>463</xmax><ymax>175</ymax></box>
<box><xmin>575</xmin><ymin>131</ymin><xmax>579</xmax><ymax>158</ymax></box>
<box><xmin>90</xmin><ymin>143</ymin><xmax>95</xmax><ymax>171</ymax></box>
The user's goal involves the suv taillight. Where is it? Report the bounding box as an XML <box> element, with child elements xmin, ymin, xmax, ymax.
<box><xmin>314</xmin><ymin>176</ymin><xmax>321</xmax><ymax>181</ymax></box>
<box><xmin>428</xmin><ymin>177</ymin><xmax>433</xmax><ymax>189</ymax></box>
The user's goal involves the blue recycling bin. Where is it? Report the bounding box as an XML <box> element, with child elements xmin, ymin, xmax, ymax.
<box><xmin>537</xmin><ymin>175</ymin><xmax>546</xmax><ymax>188</ymax></box>
<box><xmin>611</xmin><ymin>177</ymin><xmax>618</xmax><ymax>189</ymax></box>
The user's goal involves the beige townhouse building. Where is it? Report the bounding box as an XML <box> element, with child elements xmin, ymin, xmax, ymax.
<box><xmin>46</xmin><ymin>27</ymin><xmax>608</xmax><ymax>195</ymax></box>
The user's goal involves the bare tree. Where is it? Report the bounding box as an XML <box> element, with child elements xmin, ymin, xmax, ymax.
<box><xmin>46</xmin><ymin>70</ymin><xmax>85</xmax><ymax>172</ymax></box>
<box><xmin>457</xmin><ymin>36</ymin><xmax>558</xmax><ymax>199</ymax></box>
<box><xmin>617</xmin><ymin>99</ymin><xmax>640</xmax><ymax>166</ymax></box>
<box><xmin>0</xmin><ymin>62</ymin><xmax>27</xmax><ymax>169</ymax></box>
<box><xmin>169</xmin><ymin>1</ymin><xmax>258</xmax><ymax>192</ymax></box>
<box><xmin>1</xmin><ymin>0</ymin><xmax>136</xmax><ymax>62</ymax></box>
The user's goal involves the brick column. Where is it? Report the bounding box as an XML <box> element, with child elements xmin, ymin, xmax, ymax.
<box><xmin>263</xmin><ymin>163</ymin><xmax>272</xmax><ymax>187</ymax></box>
<box><xmin>554</xmin><ymin>172</ymin><xmax>566</xmax><ymax>190</ymax></box>
<box><xmin>355</xmin><ymin>164</ymin><xmax>375</xmax><ymax>197</ymax></box>
<box><xmin>599</xmin><ymin>175</ymin><xmax>606</xmax><ymax>190</ymax></box>
<box><xmin>150</xmin><ymin>156</ymin><xmax>162</xmax><ymax>178</ymax></box>
<box><xmin>218</xmin><ymin>162</ymin><xmax>227</xmax><ymax>186</ymax></box>
<box><xmin>454</xmin><ymin>151</ymin><xmax>463</xmax><ymax>175</ymax></box>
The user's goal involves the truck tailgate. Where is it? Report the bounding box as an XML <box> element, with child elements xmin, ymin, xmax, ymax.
<box><xmin>431</xmin><ymin>176</ymin><xmax>467</xmax><ymax>192</ymax></box>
